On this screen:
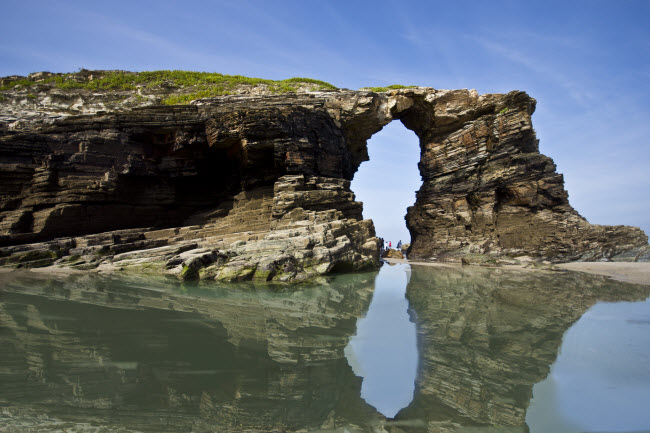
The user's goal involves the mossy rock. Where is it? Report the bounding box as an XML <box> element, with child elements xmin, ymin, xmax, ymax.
<box><xmin>198</xmin><ymin>264</ymin><xmax>221</xmax><ymax>280</ymax></box>
<box><xmin>1</xmin><ymin>250</ymin><xmax>58</xmax><ymax>268</ymax></box>
<box><xmin>461</xmin><ymin>254</ymin><xmax>503</xmax><ymax>266</ymax></box>
<box><xmin>180</xmin><ymin>263</ymin><xmax>199</xmax><ymax>281</ymax></box>
<box><xmin>215</xmin><ymin>262</ymin><xmax>257</xmax><ymax>282</ymax></box>
<box><xmin>381</xmin><ymin>249</ymin><xmax>404</xmax><ymax>259</ymax></box>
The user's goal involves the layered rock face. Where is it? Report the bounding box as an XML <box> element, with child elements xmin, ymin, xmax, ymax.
<box><xmin>403</xmin><ymin>91</ymin><xmax>649</xmax><ymax>262</ymax></box>
<box><xmin>0</xmin><ymin>91</ymin><xmax>384</xmax><ymax>281</ymax></box>
<box><xmin>0</xmin><ymin>73</ymin><xmax>647</xmax><ymax>280</ymax></box>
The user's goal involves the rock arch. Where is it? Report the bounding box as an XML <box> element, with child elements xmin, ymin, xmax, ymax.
<box><xmin>0</xmin><ymin>88</ymin><xmax>647</xmax><ymax>279</ymax></box>
<box><xmin>336</xmin><ymin>88</ymin><xmax>648</xmax><ymax>263</ymax></box>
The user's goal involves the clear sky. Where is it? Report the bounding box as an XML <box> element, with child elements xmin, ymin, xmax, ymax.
<box><xmin>2</xmin><ymin>0</ymin><xmax>649</xmax><ymax>242</ymax></box>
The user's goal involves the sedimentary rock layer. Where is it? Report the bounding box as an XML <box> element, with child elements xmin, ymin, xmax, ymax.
<box><xmin>0</xmin><ymin>73</ymin><xmax>647</xmax><ymax>280</ymax></box>
<box><xmin>403</xmin><ymin>91</ymin><xmax>649</xmax><ymax>262</ymax></box>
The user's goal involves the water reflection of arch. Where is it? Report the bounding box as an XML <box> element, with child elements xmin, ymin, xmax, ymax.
<box><xmin>395</xmin><ymin>264</ymin><xmax>650</xmax><ymax>432</ymax></box>
<box><xmin>2</xmin><ymin>266</ymin><xmax>649</xmax><ymax>432</ymax></box>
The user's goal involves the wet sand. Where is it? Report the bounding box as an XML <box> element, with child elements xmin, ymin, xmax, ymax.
<box><xmin>384</xmin><ymin>258</ymin><xmax>650</xmax><ymax>286</ymax></box>
<box><xmin>555</xmin><ymin>262</ymin><xmax>650</xmax><ymax>286</ymax></box>
<box><xmin>3</xmin><ymin>259</ymin><xmax>650</xmax><ymax>286</ymax></box>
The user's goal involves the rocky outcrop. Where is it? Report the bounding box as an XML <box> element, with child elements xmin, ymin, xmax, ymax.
<box><xmin>0</xmin><ymin>90</ymin><xmax>384</xmax><ymax>282</ymax></box>
<box><xmin>381</xmin><ymin>248</ymin><xmax>404</xmax><ymax>259</ymax></box>
<box><xmin>0</xmin><ymin>71</ymin><xmax>647</xmax><ymax>281</ymax></box>
<box><xmin>404</xmin><ymin>91</ymin><xmax>649</xmax><ymax>262</ymax></box>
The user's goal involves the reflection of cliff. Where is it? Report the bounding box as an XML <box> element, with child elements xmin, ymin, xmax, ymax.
<box><xmin>0</xmin><ymin>271</ymin><xmax>381</xmax><ymax>432</ymax></box>
<box><xmin>3</xmin><ymin>266</ymin><xmax>649</xmax><ymax>433</ymax></box>
<box><xmin>397</xmin><ymin>265</ymin><xmax>650</xmax><ymax>431</ymax></box>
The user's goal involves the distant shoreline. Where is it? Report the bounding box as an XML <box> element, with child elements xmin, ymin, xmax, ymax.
<box><xmin>383</xmin><ymin>258</ymin><xmax>650</xmax><ymax>286</ymax></box>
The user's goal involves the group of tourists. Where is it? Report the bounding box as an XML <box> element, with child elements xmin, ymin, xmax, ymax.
<box><xmin>378</xmin><ymin>238</ymin><xmax>403</xmax><ymax>253</ymax></box>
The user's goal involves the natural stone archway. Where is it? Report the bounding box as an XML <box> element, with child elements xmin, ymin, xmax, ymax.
<box><xmin>0</xmin><ymin>84</ymin><xmax>648</xmax><ymax>281</ymax></box>
<box><xmin>336</xmin><ymin>88</ymin><xmax>649</xmax><ymax>263</ymax></box>
<box><xmin>350</xmin><ymin>121</ymin><xmax>420</xmax><ymax>246</ymax></box>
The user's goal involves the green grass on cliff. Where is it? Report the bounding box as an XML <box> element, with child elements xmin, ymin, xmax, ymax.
<box><xmin>0</xmin><ymin>70</ymin><xmax>339</xmax><ymax>104</ymax></box>
<box><xmin>361</xmin><ymin>84</ymin><xmax>418</xmax><ymax>92</ymax></box>
<box><xmin>0</xmin><ymin>70</ymin><xmax>423</xmax><ymax>105</ymax></box>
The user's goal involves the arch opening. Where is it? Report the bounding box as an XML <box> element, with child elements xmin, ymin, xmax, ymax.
<box><xmin>350</xmin><ymin>120</ymin><xmax>421</xmax><ymax>252</ymax></box>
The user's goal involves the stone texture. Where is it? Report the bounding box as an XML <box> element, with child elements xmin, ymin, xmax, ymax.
<box><xmin>0</xmin><ymin>91</ymin><xmax>384</xmax><ymax>282</ymax></box>
<box><xmin>381</xmin><ymin>248</ymin><xmax>404</xmax><ymax>259</ymax></box>
<box><xmin>0</xmin><ymin>72</ymin><xmax>647</xmax><ymax>281</ymax></box>
<box><xmin>402</xmin><ymin>91</ymin><xmax>649</xmax><ymax>262</ymax></box>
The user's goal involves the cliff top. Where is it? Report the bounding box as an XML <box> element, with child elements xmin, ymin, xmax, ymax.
<box><xmin>0</xmin><ymin>69</ymin><xmax>340</xmax><ymax>104</ymax></box>
<box><xmin>0</xmin><ymin>69</ymin><xmax>424</xmax><ymax>130</ymax></box>
<box><xmin>0</xmin><ymin>69</ymin><xmax>421</xmax><ymax>97</ymax></box>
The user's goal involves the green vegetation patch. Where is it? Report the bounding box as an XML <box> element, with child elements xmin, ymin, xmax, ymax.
<box><xmin>0</xmin><ymin>249</ymin><xmax>58</xmax><ymax>268</ymax></box>
<box><xmin>160</xmin><ymin>75</ymin><xmax>337</xmax><ymax>105</ymax></box>
<box><xmin>363</xmin><ymin>84</ymin><xmax>418</xmax><ymax>92</ymax></box>
<box><xmin>0</xmin><ymin>70</ymin><xmax>339</xmax><ymax>105</ymax></box>
<box><xmin>0</xmin><ymin>78</ymin><xmax>35</xmax><ymax>91</ymax></box>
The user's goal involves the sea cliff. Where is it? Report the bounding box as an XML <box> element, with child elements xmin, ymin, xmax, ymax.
<box><xmin>1</xmin><ymin>71</ymin><xmax>647</xmax><ymax>281</ymax></box>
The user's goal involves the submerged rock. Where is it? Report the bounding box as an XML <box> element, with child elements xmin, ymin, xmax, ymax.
<box><xmin>0</xmin><ymin>71</ymin><xmax>647</xmax><ymax>281</ymax></box>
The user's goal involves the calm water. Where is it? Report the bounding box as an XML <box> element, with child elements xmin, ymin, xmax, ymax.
<box><xmin>1</xmin><ymin>263</ymin><xmax>649</xmax><ymax>432</ymax></box>
<box><xmin>345</xmin><ymin>263</ymin><xmax>417</xmax><ymax>418</ymax></box>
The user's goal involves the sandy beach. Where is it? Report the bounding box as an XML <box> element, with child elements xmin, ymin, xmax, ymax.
<box><xmin>555</xmin><ymin>262</ymin><xmax>650</xmax><ymax>286</ymax></box>
<box><xmin>384</xmin><ymin>258</ymin><xmax>650</xmax><ymax>286</ymax></box>
<box><xmin>3</xmin><ymin>258</ymin><xmax>649</xmax><ymax>287</ymax></box>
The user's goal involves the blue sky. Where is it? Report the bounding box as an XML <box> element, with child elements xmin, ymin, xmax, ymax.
<box><xmin>2</xmin><ymin>0</ymin><xmax>649</xmax><ymax>243</ymax></box>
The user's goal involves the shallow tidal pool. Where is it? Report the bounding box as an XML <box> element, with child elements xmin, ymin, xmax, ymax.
<box><xmin>0</xmin><ymin>263</ymin><xmax>649</xmax><ymax>432</ymax></box>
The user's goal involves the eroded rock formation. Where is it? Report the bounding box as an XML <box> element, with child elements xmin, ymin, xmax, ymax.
<box><xmin>0</xmin><ymin>72</ymin><xmax>647</xmax><ymax>281</ymax></box>
<box><xmin>403</xmin><ymin>92</ymin><xmax>649</xmax><ymax>262</ymax></box>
